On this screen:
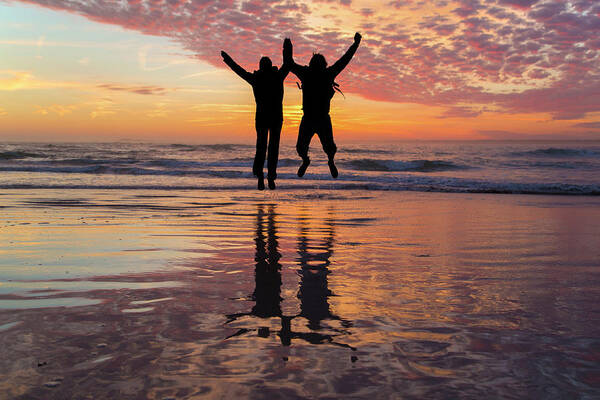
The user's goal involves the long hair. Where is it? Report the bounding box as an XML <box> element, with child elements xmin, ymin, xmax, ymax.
<box><xmin>309</xmin><ymin>53</ymin><xmax>327</xmax><ymax>70</ymax></box>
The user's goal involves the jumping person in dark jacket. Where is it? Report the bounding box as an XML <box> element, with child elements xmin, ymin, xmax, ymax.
<box><xmin>283</xmin><ymin>33</ymin><xmax>361</xmax><ymax>178</ymax></box>
<box><xmin>221</xmin><ymin>42</ymin><xmax>290</xmax><ymax>190</ymax></box>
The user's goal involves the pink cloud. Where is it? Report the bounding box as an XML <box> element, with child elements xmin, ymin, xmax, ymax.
<box><xmin>438</xmin><ymin>106</ymin><xmax>484</xmax><ymax>118</ymax></box>
<box><xmin>359</xmin><ymin>8</ymin><xmax>374</xmax><ymax>16</ymax></box>
<box><xmin>8</xmin><ymin>0</ymin><xmax>600</xmax><ymax>120</ymax></box>
<box><xmin>573</xmin><ymin>121</ymin><xmax>600</xmax><ymax>129</ymax></box>
<box><xmin>498</xmin><ymin>0</ymin><xmax>540</xmax><ymax>10</ymax></box>
<box><xmin>528</xmin><ymin>69</ymin><xmax>550</xmax><ymax>79</ymax></box>
<box><xmin>313</xmin><ymin>0</ymin><xmax>352</xmax><ymax>5</ymax></box>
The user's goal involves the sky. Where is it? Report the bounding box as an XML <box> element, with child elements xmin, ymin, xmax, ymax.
<box><xmin>0</xmin><ymin>0</ymin><xmax>599</xmax><ymax>143</ymax></box>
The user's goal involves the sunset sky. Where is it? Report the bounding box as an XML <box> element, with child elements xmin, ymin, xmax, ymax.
<box><xmin>1</xmin><ymin>0</ymin><xmax>599</xmax><ymax>143</ymax></box>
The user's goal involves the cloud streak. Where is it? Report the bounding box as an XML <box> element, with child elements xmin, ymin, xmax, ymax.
<box><xmin>6</xmin><ymin>0</ymin><xmax>600</xmax><ymax>119</ymax></box>
<box><xmin>97</xmin><ymin>83</ymin><xmax>170</xmax><ymax>96</ymax></box>
<box><xmin>573</xmin><ymin>121</ymin><xmax>600</xmax><ymax>130</ymax></box>
<box><xmin>0</xmin><ymin>70</ymin><xmax>169</xmax><ymax>95</ymax></box>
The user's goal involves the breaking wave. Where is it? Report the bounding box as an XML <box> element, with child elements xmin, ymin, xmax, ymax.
<box><xmin>168</xmin><ymin>144</ymin><xmax>252</xmax><ymax>152</ymax></box>
<box><xmin>0</xmin><ymin>151</ymin><xmax>45</xmax><ymax>160</ymax></box>
<box><xmin>512</xmin><ymin>148</ymin><xmax>600</xmax><ymax>157</ymax></box>
<box><xmin>343</xmin><ymin>159</ymin><xmax>469</xmax><ymax>172</ymax></box>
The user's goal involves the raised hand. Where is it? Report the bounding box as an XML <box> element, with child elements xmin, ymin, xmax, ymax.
<box><xmin>283</xmin><ymin>38</ymin><xmax>292</xmax><ymax>55</ymax></box>
<box><xmin>221</xmin><ymin>51</ymin><xmax>231</xmax><ymax>61</ymax></box>
<box><xmin>354</xmin><ymin>32</ymin><xmax>362</xmax><ymax>45</ymax></box>
<box><xmin>283</xmin><ymin>38</ymin><xmax>293</xmax><ymax>62</ymax></box>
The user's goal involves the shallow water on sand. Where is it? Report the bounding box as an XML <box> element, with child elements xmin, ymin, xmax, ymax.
<box><xmin>1</xmin><ymin>190</ymin><xmax>599</xmax><ymax>399</ymax></box>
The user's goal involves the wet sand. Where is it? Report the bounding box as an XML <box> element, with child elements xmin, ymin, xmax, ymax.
<box><xmin>1</xmin><ymin>189</ymin><xmax>599</xmax><ymax>399</ymax></box>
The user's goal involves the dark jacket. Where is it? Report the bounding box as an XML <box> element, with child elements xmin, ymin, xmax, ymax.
<box><xmin>223</xmin><ymin>58</ymin><xmax>290</xmax><ymax>118</ymax></box>
<box><xmin>286</xmin><ymin>41</ymin><xmax>359</xmax><ymax>116</ymax></box>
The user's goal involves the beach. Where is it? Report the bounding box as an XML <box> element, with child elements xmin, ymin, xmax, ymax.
<box><xmin>1</xmin><ymin>187</ymin><xmax>599</xmax><ymax>399</ymax></box>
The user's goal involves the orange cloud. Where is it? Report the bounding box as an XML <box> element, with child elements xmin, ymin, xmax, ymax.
<box><xmin>0</xmin><ymin>70</ymin><xmax>79</xmax><ymax>91</ymax></box>
<box><xmin>35</xmin><ymin>104</ymin><xmax>77</xmax><ymax>117</ymax></box>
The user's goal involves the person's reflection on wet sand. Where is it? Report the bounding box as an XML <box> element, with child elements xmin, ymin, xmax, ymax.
<box><xmin>288</xmin><ymin>207</ymin><xmax>352</xmax><ymax>342</ymax></box>
<box><xmin>226</xmin><ymin>204</ymin><xmax>353</xmax><ymax>350</ymax></box>
<box><xmin>226</xmin><ymin>204</ymin><xmax>282</xmax><ymax>337</ymax></box>
<box><xmin>252</xmin><ymin>204</ymin><xmax>282</xmax><ymax>320</ymax></box>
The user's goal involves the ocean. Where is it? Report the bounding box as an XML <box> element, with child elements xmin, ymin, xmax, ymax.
<box><xmin>1</xmin><ymin>141</ymin><xmax>600</xmax><ymax>398</ymax></box>
<box><xmin>1</xmin><ymin>141</ymin><xmax>599</xmax><ymax>194</ymax></box>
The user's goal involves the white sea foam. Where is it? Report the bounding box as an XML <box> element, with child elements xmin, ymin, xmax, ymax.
<box><xmin>0</xmin><ymin>141</ymin><xmax>599</xmax><ymax>195</ymax></box>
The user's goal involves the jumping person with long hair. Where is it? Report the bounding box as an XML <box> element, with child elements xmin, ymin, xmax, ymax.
<box><xmin>283</xmin><ymin>33</ymin><xmax>361</xmax><ymax>178</ymax></box>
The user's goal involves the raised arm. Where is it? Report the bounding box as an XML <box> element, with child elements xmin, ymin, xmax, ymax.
<box><xmin>282</xmin><ymin>38</ymin><xmax>306</xmax><ymax>79</ymax></box>
<box><xmin>221</xmin><ymin>51</ymin><xmax>253</xmax><ymax>84</ymax></box>
<box><xmin>278</xmin><ymin>38</ymin><xmax>292</xmax><ymax>79</ymax></box>
<box><xmin>329</xmin><ymin>32</ymin><xmax>361</xmax><ymax>78</ymax></box>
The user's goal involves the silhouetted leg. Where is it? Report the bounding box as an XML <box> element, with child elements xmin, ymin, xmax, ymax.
<box><xmin>317</xmin><ymin>115</ymin><xmax>338</xmax><ymax>178</ymax></box>
<box><xmin>267</xmin><ymin>120</ymin><xmax>282</xmax><ymax>189</ymax></box>
<box><xmin>252</xmin><ymin>204</ymin><xmax>282</xmax><ymax>317</ymax></box>
<box><xmin>280</xmin><ymin>316</ymin><xmax>292</xmax><ymax>346</ymax></box>
<box><xmin>296</xmin><ymin>116</ymin><xmax>313</xmax><ymax>177</ymax></box>
<box><xmin>297</xmin><ymin>208</ymin><xmax>333</xmax><ymax>331</ymax></box>
<box><xmin>254</xmin><ymin>124</ymin><xmax>268</xmax><ymax>190</ymax></box>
